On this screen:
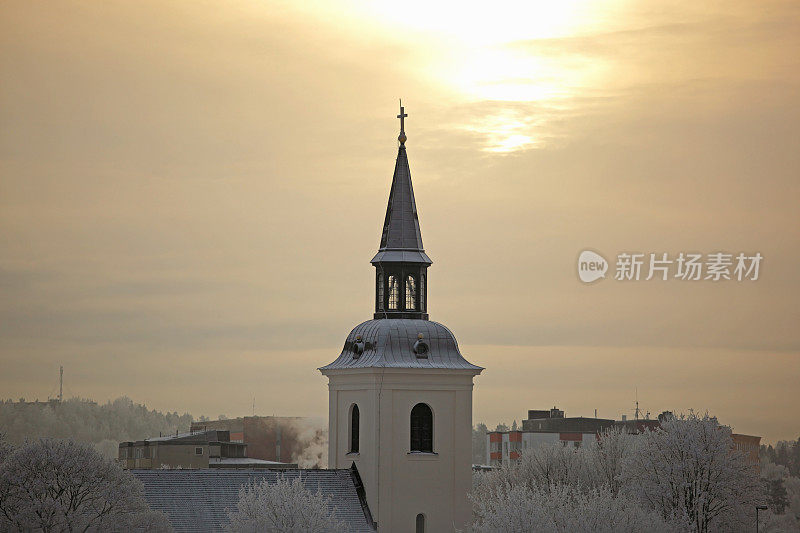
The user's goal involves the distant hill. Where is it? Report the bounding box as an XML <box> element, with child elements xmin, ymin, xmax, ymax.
<box><xmin>0</xmin><ymin>397</ymin><xmax>193</xmax><ymax>459</ymax></box>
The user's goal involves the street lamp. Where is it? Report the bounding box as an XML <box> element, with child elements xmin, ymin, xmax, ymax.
<box><xmin>755</xmin><ymin>505</ymin><xmax>767</xmax><ymax>533</ymax></box>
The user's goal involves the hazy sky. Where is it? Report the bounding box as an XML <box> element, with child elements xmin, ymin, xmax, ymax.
<box><xmin>1</xmin><ymin>0</ymin><xmax>798</xmax><ymax>443</ymax></box>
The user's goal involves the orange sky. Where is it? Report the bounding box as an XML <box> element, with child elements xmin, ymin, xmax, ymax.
<box><xmin>1</xmin><ymin>0</ymin><xmax>798</xmax><ymax>443</ymax></box>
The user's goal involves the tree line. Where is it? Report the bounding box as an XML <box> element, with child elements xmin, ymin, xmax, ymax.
<box><xmin>471</xmin><ymin>413</ymin><xmax>797</xmax><ymax>532</ymax></box>
<box><xmin>0</xmin><ymin>397</ymin><xmax>193</xmax><ymax>459</ymax></box>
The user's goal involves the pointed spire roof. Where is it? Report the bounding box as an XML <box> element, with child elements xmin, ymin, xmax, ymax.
<box><xmin>370</xmin><ymin>105</ymin><xmax>432</xmax><ymax>265</ymax></box>
<box><xmin>370</xmin><ymin>145</ymin><xmax>432</xmax><ymax>265</ymax></box>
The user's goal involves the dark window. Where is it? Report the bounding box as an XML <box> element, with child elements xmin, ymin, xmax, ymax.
<box><xmin>410</xmin><ymin>403</ymin><xmax>433</xmax><ymax>452</ymax></box>
<box><xmin>350</xmin><ymin>404</ymin><xmax>360</xmax><ymax>453</ymax></box>
<box><xmin>416</xmin><ymin>513</ymin><xmax>425</xmax><ymax>533</ymax></box>
<box><xmin>195</xmin><ymin>447</ymin><xmax>203</xmax><ymax>455</ymax></box>
<box><xmin>405</xmin><ymin>275</ymin><xmax>417</xmax><ymax>310</ymax></box>
<box><xmin>388</xmin><ymin>275</ymin><xmax>399</xmax><ymax>310</ymax></box>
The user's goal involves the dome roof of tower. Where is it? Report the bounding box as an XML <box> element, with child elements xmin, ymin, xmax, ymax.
<box><xmin>319</xmin><ymin>319</ymin><xmax>482</xmax><ymax>371</ymax></box>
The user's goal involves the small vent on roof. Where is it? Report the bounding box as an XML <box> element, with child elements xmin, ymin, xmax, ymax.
<box><xmin>413</xmin><ymin>333</ymin><xmax>429</xmax><ymax>358</ymax></box>
<box><xmin>352</xmin><ymin>335</ymin><xmax>365</xmax><ymax>359</ymax></box>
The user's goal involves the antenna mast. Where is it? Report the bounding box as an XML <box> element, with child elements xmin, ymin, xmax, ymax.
<box><xmin>59</xmin><ymin>366</ymin><xmax>63</xmax><ymax>403</ymax></box>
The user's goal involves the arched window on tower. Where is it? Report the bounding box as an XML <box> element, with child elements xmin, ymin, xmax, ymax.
<box><xmin>415</xmin><ymin>513</ymin><xmax>425</xmax><ymax>533</ymax></box>
<box><xmin>405</xmin><ymin>275</ymin><xmax>417</xmax><ymax>310</ymax></box>
<box><xmin>377</xmin><ymin>274</ymin><xmax>384</xmax><ymax>311</ymax></box>
<box><xmin>420</xmin><ymin>273</ymin><xmax>425</xmax><ymax>310</ymax></box>
<box><xmin>410</xmin><ymin>403</ymin><xmax>433</xmax><ymax>452</ymax></box>
<box><xmin>349</xmin><ymin>404</ymin><xmax>359</xmax><ymax>453</ymax></box>
<box><xmin>388</xmin><ymin>275</ymin><xmax>399</xmax><ymax>310</ymax></box>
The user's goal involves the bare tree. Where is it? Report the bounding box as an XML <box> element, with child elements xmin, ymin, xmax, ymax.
<box><xmin>0</xmin><ymin>438</ymin><xmax>170</xmax><ymax>532</ymax></box>
<box><xmin>621</xmin><ymin>413</ymin><xmax>761</xmax><ymax>532</ymax></box>
<box><xmin>226</xmin><ymin>475</ymin><xmax>346</xmax><ymax>533</ymax></box>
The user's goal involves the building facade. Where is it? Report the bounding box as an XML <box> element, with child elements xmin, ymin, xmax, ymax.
<box><xmin>190</xmin><ymin>415</ymin><xmax>304</xmax><ymax>463</ymax></box>
<box><xmin>119</xmin><ymin>429</ymin><xmax>295</xmax><ymax>469</ymax></box>
<box><xmin>320</xmin><ymin>106</ymin><xmax>482</xmax><ymax>533</ymax></box>
<box><xmin>732</xmin><ymin>433</ymin><xmax>761</xmax><ymax>467</ymax></box>
<box><xmin>487</xmin><ymin>407</ymin><xmax>661</xmax><ymax>467</ymax></box>
<box><xmin>487</xmin><ymin>408</ymin><xmax>760</xmax><ymax>469</ymax></box>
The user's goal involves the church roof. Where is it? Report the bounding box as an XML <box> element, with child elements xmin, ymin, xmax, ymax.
<box><xmin>370</xmin><ymin>145</ymin><xmax>432</xmax><ymax>265</ymax></box>
<box><xmin>132</xmin><ymin>469</ymin><xmax>375</xmax><ymax>532</ymax></box>
<box><xmin>319</xmin><ymin>319</ymin><xmax>482</xmax><ymax>372</ymax></box>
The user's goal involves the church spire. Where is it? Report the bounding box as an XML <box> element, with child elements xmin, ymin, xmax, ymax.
<box><xmin>371</xmin><ymin>103</ymin><xmax>431</xmax><ymax>320</ymax></box>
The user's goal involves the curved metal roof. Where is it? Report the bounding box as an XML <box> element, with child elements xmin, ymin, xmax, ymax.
<box><xmin>319</xmin><ymin>319</ymin><xmax>482</xmax><ymax>371</ymax></box>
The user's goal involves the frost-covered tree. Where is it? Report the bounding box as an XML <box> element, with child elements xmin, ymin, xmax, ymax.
<box><xmin>763</xmin><ymin>478</ymin><xmax>788</xmax><ymax>514</ymax></box>
<box><xmin>621</xmin><ymin>413</ymin><xmax>761</xmax><ymax>532</ymax></box>
<box><xmin>472</xmin><ymin>423</ymin><xmax>488</xmax><ymax>465</ymax></box>
<box><xmin>0</xmin><ymin>397</ymin><xmax>193</xmax><ymax>459</ymax></box>
<box><xmin>226</xmin><ymin>475</ymin><xmax>345</xmax><ymax>533</ymax></box>
<box><xmin>0</xmin><ymin>438</ymin><xmax>170</xmax><ymax>532</ymax></box>
<box><xmin>471</xmin><ymin>483</ymin><xmax>671</xmax><ymax>533</ymax></box>
<box><xmin>585</xmin><ymin>426</ymin><xmax>635</xmax><ymax>496</ymax></box>
<box><xmin>759</xmin><ymin>457</ymin><xmax>800</xmax><ymax>530</ymax></box>
<box><xmin>508</xmin><ymin>441</ymin><xmax>587</xmax><ymax>488</ymax></box>
<box><xmin>0</xmin><ymin>433</ymin><xmax>10</xmax><ymax>465</ymax></box>
<box><xmin>471</xmin><ymin>441</ymin><xmax>593</xmax><ymax>524</ymax></box>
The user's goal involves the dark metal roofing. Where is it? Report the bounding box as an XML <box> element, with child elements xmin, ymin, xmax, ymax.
<box><xmin>319</xmin><ymin>319</ymin><xmax>482</xmax><ymax>371</ymax></box>
<box><xmin>370</xmin><ymin>145</ymin><xmax>432</xmax><ymax>266</ymax></box>
<box><xmin>132</xmin><ymin>469</ymin><xmax>375</xmax><ymax>532</ymax></box>
<box><xmin>121</xmin><ymin>430</ymin><xmax>239</xmax><ymax>447</ymax></box>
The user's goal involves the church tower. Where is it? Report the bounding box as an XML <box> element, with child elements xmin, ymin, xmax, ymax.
<box><xmin>320</xmin><ymin>105</ymin><xmax>483</xmax><ymax>532</ymax></box>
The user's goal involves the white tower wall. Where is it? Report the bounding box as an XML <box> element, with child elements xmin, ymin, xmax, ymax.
<box><xmin>325</xmin><ymin>368</ymin><xmax>477</xmax><ymax>532</ymax></box>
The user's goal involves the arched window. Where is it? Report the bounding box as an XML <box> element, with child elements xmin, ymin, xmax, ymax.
<box><xmin>350</xmin><ymin>404</ymin><xmax>360</xmax><ymax>453</ymax></box>
<box><xmin>388</xmin><ymin>275</ymin><xmax>399</xmax><ymax>310</ymax></box>
<box><xmin>420</xmin><ymin>273</ymin><xmax>425</xmax><ymax>310</ymax></box>
<box><xmin>377</xmin><ymin>274</ymin><xmax>384</xmax><ymax>311</ymax></box>
<box><xmin>415</xmin><ymin>513</ymin><xmax>425</xmax><ymax>533</ymax></box>
<box><xmin>405</xmin><ymin>275</ymin><xmax>417</xmax><ymax>310</ymax></box>
<box><xmin>410</xmin><ymin>403</ymin><xmax>433</xmax><ymax>452</ymax></box>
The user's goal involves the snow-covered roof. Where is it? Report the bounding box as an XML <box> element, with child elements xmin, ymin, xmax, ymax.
<box><xmin>208</xmin><ymin>457</ymin><xmax>296</xmax><ymax>467</ymax></box>
<box><xmin>133</xmin><ymin>469</ymin><xmax>375</xmax><ymax>532</ymax></box>
<box><xmin>319</xmin><ymin>319</ymin><xmax>482</xmax><ymax>372</ymax></box>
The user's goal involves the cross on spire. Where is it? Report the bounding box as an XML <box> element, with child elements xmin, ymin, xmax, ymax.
<box><xmin>397</xmin><ymin>101</ymin><xmax>407</xmax><ymax>132</ymax></box>
<box><xmin>397</xmin><ymin>100</ymin><xmax>408</xmax><ymax>144</ymax></box>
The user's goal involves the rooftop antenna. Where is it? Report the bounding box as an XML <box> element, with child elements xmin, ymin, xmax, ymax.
<box><xmin>58</xmin><ymin>366</ymin><xmax>63</xmax><ymax>403</ymax></box>
<box><xmin>252</xmin><ymin>396</ymin><xmax>255</xmax><ymax>417</ymax></box>
<box><xmin>634</xmin><ymin>387</ymin><xmax>641</xmax><ymax>421</ymax></box>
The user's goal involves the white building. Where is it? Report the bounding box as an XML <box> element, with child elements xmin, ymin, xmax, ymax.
<box><xmin>320</xmin><ymin>106</ymin><xmax>483</xmax><ymax>532</ymax></box>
